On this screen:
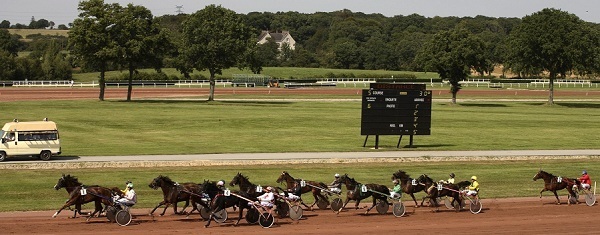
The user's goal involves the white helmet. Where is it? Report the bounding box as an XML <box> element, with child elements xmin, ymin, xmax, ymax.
<box><xmin>216</xmin><ymin>180</ymin><xmax>225</xmax><ymax>186</ymax></box>
<box><xmin>334</xmin><ymin>173</ymin><xmax>340</xmax><ymax>178</ymax></box>
<box><xmin>266</xmin><ymin>186</ymin><xmax>273</xmax><ymax>191</ymax></box>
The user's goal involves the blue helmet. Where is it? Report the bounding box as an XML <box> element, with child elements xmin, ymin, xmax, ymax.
<box><xmin>582</xmin><ymin>170</ymin><xmax>587</xmax><ymax>175</ymax></box>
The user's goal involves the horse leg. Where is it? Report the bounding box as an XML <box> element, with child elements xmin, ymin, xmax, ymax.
<box><xmin>204</xmin><ymin>214</ymin><xmax>213</xmax><ymax>228</ymax></box>
<box><xmin>179</xmin><ymin>200</ymin><xmax>189</xmax><ymax>214</ymax></box>
<box><xmin>234</xmin><ymin>204</ymin><xmax>245</xmax><ymax>226</ymax></box>
<box><xmin>553</xmin><ymin>191</ymin><xmax>561</xmax><ymax>205</ymax></box>
<box><xmin>364</xmin><ymin>197</ymin><xmax>377</xmax><ymax>214</ymax></box>
<box><xmin>410</xmin><ymin>193</ymin><xmax>419</xmax><ymax>207</ymax></box>
<box><xmin>149</xmin><ymin>201</ymin><xmax>166</xmax><ymax>215</ymax></box>
<box><xmin>86</xmin><ymin>201</ymin><xmax>102</xmax><ymax>222</ymax></box>
<box><xmin>53</xmin><ymin>197</ymin><xmax>79</xmax><ymax>218</ymax></box>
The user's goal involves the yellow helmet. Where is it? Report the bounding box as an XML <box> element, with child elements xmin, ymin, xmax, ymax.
<box><xmin>471</xmin><ymin>176</ymin><xmax>477</xmax><ymax>181</ymax></box>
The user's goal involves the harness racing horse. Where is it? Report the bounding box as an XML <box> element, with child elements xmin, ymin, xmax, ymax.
<box><xmin>533</xmin><ymin>170</ymin><xmax>580</xmax><ymax>204</ymax></box>
<box><xmin>229</xmin><ymin>172</ymin><xmax>269</xmax><ymax>198</ymax></box>
<box><xmin>148</xmin><ymin>175</ymin><xmax>203</xmax><ymax>216</ymax></box>
<box><xmin>276</xmin><ymin>171</ymin><xmax>329</xmax><ymax>209</ymax></box>
<box><xmin>202</xmin><ymin>180</ymin><xmax>253</xmax><ymax>227</ymax></box>
<box><xmin>391</xmin><ymin>170</ymin><xmax>427</xmax><ymax>207</ymax></box>
<box><xmin>417</xmin><ymin>175</ymin><xmax>469</xmax><ymax>210</ymax></box>
<box><xmin>53</xmin><ymin>174</ymin><xmax>120</xmax><ymax>218</ymax></box>
<box><xmin>52</xmin><ymin>184</ymin><xmax>114</xmax><ymax>221</ymax></box>
<box><xmin>337</xmin><ymin>174</ymin><xmax>390</xmax><ymax>214</ymax></box>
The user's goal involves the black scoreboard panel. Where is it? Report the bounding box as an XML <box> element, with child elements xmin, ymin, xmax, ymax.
<box><xmin>361</xmin><ymin>88</ymin><xmax>432</xmax><ymax>136</ymax></box>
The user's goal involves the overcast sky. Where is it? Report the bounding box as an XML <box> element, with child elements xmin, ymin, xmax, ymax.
<box><xmin>1</xmin><ymin>0</ymin><xmax>598</xmax><ymax>26</ymax></box>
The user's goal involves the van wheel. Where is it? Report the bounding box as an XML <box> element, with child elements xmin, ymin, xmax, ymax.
<box><xmin>0</xmin><ymin>152</ymin><xmax>6</xmax><ymax>162</ymax></box>
<box><xmin>39</xmin><ymin>151</ymin><xmax>51</xmax><ymax>161</ymax></box>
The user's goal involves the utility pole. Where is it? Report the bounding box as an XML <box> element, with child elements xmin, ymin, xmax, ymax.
<box><xmin>175</xmin><ymin>5</ymin><xmax>183</xmax><ymax>14</ymax></box>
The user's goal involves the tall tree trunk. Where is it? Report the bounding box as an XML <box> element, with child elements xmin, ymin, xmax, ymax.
<box><xmin>208</xmin><ymin>71</ymin><xmax>215</xmax><ymax>101</ymax></box>
<box><xmin>548</xmin><ymin>72</ymin><xmax>555</xmax><ymax>105</ymax></box>
<box><xmin>99</xmin><ymin>70</ymin><xmax>106</xmax><ymax>101</ymax></box>
<box><xmin>127</xmin><ymin>63</ymin><xmax>133</xmax><ymax>101</ymax></box>
<box><xmin>451</xmin><ymin>91</ymin><xmax>457</xmax><ymax>104</ymax></box>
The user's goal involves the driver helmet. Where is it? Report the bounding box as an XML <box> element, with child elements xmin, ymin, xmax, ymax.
<box><xmin>334</xmin><ymin>173</ymin><xmax>340</xmax><ymax>178</ymax></box>
<box><xmin>393</xmin><ymin>179</ymin><xmax>399</xmax><ymax>185</ymax></box>
<box><xmin>449</xmin><ymin>173</ymin><xmax>455</xmax><ymax>178</ymax></box>
<box><xmin>126</xmin><ymin>182</ymin><xmax>134</xmax><ymax>188</ymax></box>
<box><xmin>471</xmin><ymin>176</ymin><xmax>477</xmax><ymax>181</ymax></box>
<box><xmin>217</xmin><ymin>180</ymin><xmax>225</xmax><ymax>186</ymax></box>
<box><xmin>266</xmin><ymin>186</ymin><xmax>273</xmax><ymax>192</ymax></box>
<box><xmin>582</xmin><ymin>170</ymin><xmax>588</xmax><ymax>175</ymax></box>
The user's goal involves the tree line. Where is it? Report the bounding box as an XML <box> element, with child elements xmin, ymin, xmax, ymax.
<box><xmin>1</xmin><ymin>1</ymin><xmax>599</xmax><ymax>103</ymax></box>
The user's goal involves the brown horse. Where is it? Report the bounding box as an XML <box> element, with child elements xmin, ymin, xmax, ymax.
<box><xmin>148</xmin><ymin>175</ymin><xmax>203</xmax><ymax>216</ymax></box>
<box><xmin>53</xmin><ymin>174</ymin><xmax>120</xmax><ymax>218</ymax></box>
<box><xmin>337</xmin><ymin>174</ymin><xmax>390</xmax><ymax>214</ymax></box>
<box><xmin>391</xmin><ymin>170</ymin><xmax>427</xmax><ymax>207</ymax></box>
<box><xmin>202</xmin><ymin>180</ymin><xmax>254</xmax><ymax>227</ymax></box>
<box><xmin>229</xmin><ymin>172</ymin><xmax>270</xmax><ymax>198</ymax></box>
<box><xmin>276</xmin><ymin>171</ymin><xmax>329</xmax><ymax>209</ymax></box>
<box><xmin>533</xmin><ymin>170</ymin><xmax>580</xmax><ymax>204</ymax></box>
<box><xmin>417</xmin><ymin>174</ymin><xmax>469</xmax><ymax>210</ymax></box>
<box><xmin>52</xmin><ymin>184</ymin><xmax>114</xmax><ymax>221</ymax></box>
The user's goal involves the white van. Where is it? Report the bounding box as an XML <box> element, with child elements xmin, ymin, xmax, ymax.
<box><xmin>0</xmin><ymin>119</ymin><xmax>61</xmax><ymax>161</ymax></box>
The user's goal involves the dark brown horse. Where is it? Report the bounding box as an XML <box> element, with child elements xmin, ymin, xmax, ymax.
<box><xmin>53</xmin><ymin>174</ymin><xmax>87</xmax><ymax>217</ymax></box>
<box><xmin>276</xmin><ymin>171</ymin><xmax>329</xmax><ymax>209</ymax></box>
<box><xmin>52</xmin><ymin>184</ymin><xmax>114</xmax><ymax>221</ymax></box>
<box><xmin>148</xmin><ymin>175</ymin><xmax>203</xmax><ymax>216</ymax></box>
<box><xmin>229</xmin><ymin>172</ymin><xmax>269</xmax><ymax>198</ymax></box>
<box><xmin>202</xmin><ymin>180</ymin><xmax>254</xmax><ymax>227</ymax></box>
<box><xmin>417</xmin><ymin>174</ymin><xmax>469</xmax><ymax>210</ymax></box>
<box><xmin>391</xmin><ymin>170</ymin><xmax>427</xmax><ymax>207</ymax></box>
<box><xmin>337</xmin><ymin>173</ymin><xmax>390</xmax><ymax>214</ymax></box>
<box><xmin>533</xmin><ymin>170</ymin><xmax>580</xmax><ymax>204</ymax></box>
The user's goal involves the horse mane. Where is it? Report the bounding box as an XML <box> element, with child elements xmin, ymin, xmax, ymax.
<box><xmin>236</xmin><ymin>172</ymin><xmax>250</xmax><ymax>182</ymax></box>
<box><xmin>418</xmin><ymin>174</ymin><xmax>434</xmax><ymax>184</ymax></box>
<box><xmin>158</xmin><ymin>175</ymin><xmax>175</xmax><ymax>184</ymax></box>
<box><xmin>392</xmin><ymin>170</ymin><xmax>410</xmax><ymax>180</ymax></box>
<box><xmin>63</xmin><ymin>174</ymin><xmax>80</xmax><ymax>184</ymax></box>
<box><xmin>457</xmin><ymin>180</ymin><xmax>471</xmax><ymax>188</ymax></box>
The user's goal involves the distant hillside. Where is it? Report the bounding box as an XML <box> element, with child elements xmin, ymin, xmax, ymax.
<box><xmin>7</xmin><ymin>29</ymin><xmax>69</xmax><ymax>38</ymax></box>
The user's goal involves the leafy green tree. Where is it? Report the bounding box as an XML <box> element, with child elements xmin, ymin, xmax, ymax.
<box><xmin>0</xmin><ymin>29</ymin><xmax>22</xmax><ymax>56</ymax></box>
<box><xmin>0</xmin><ymin>20</ymin><xmax>10</xmax><ymax>28</ymax></box>
<box><xmin>181</xmin><ymin>5</ymin><xmax>256</xmax><ymax>101</ymax></box>
<box><xmin>416</xmin><ymin>28</ymin><xmax>485</xmax><ymax>104</ymax></box>
<box><xmin>69</xmin><ymin>0</ymin><xmax>120</xmax><ymax>100</ymax></box>
<box><xmin>110</xmin><ymin>3</ymin><xmax>173</xmax><ymax>101</ymax></box>
<box><xmin>506</xmin><ymin>8</ymin><xmax>600</xmax><ymax>104</ymax></box>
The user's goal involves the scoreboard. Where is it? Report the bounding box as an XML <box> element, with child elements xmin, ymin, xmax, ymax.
<box><xmin>361</xmin><ymin>83</ymin><xmax>432</xmax><ymax>136</ymax></box>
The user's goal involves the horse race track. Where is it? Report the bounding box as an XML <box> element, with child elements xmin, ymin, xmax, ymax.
<box><xmin>1</xmin><ymin>87</ymin><xmax>599</xmax><ymax>233</ymax></box>
<box><xmin>0</xmin><ymin>198</ymin><xmax>598</xmax><ymax>234</ymax></box>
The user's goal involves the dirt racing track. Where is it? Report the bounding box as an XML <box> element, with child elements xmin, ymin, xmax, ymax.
<box><xmin>1</xmin><ymin>87</ymin><xmax>600</xmax><ymax>234</ymax></box>
<box><xmin>0</xmin><ymin>197</ymin><xmax>598</xmax><ymax>234</ymax></box>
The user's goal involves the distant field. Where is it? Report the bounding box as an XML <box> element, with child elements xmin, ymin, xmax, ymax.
<box><xmin>7</xmin><ymin>28</ymin><xmax>69</xmax><ymax>38</ymax></box>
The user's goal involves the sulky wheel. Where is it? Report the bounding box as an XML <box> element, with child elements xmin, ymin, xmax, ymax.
<box><xmin>585</xmin><ymin>193</ymin><xmax>596</xmax><ymax>206</ymax></box>
<box><xmin>330</xmin><ymin>198</ymin><xmax>343</xmax><ymax>212</ymax></box>
<box><xmin>115</xmin><ymin>210</ymin><xmax>132</xmax><ymax>226</ymax></box>
<box><xmin>106</xmin><ymin>206</ymin><xmax>118</xmax><ymax>223</ymax></box>
<box><xmin>289</xmin><ymin>205</ymin><xmax>303</xmax><ymax>220</ymax></box>
<box><xmin>469</xmin><ymin>200</ymin><xmax>482</xmax><ymax>214</ymax></box>
<box><xmin>258</xmin><ymin>212</ymin><xmax>275</xmax><ymax>228</ymax></box>
<box><xmin>392</xmin><ymin>202</ymin><xmax>405</xmax><ymax>217</ymax></box>
<box><xmin>213</xmin><ymin>208</ymin><xmax>227</xmax><ymax>223</ymax></box>
<box><xmin>276</xmin><ymin>201</ymin><xmax>289</xmax><ymax>218</ymax></box>
<box><xmin>199</xmin><ymin>205</ymin><xmax>211</xmax><ymax>220</ymax></box>
<box><xmin>375</xmin><ymin>199</ymin><xmax>389</xmax><ymax>215</ymax></box>
<box><xmin>245</xmin><ymin>208</ymin><xmax>259</xmax><ymax>224</ymax></box>
<box><xmin>316</xmin><ymin>198</ymin><xmax>329</xmax><ymax>210</ymax></box>
<box><xmin>444</xmin><ymin>197</ymin><xmax>454</xmax><ymax>209</ymax></box>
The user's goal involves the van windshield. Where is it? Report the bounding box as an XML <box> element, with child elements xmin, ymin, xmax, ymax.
<box><xmin>0</xmin><ymin>130</ymin><xmax>5</xmax><ymax>138</ymax></box>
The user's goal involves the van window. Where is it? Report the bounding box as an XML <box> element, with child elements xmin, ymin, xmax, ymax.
<box><xmin>17</xmin><ymin>131</ymin><xmax>58</xmax><ymax>141</ymax></box>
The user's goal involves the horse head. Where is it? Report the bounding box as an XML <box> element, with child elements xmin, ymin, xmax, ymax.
<box><xmin>533</xmin><ymin>170</ymin><xmax>546</xmax><ymax>181</ymax></box>
<box><xmin>417</xmin><ymin>174</ymin><xmax>434</xmax><ymax>186</ymax></box>
<box><xmin>276</xmin><ymin>171</ymin><xmax>291</xmax><ymax>184</ymax></box>
<box><xmin>230</xmin><ymin>172</ymin><xmax>251</xmax><ymax>187</ymax></box>
<box><xmin>392</xmin><ymin>170</ymin><xmax>410</xmax><ymax>181</ymax></box>
<box><xmin>149</xmin><ymin>175</ymin><xmax>173</xmax><ymax>190</ymax></box>
<box><xmin>54</xmin><ymin>174</ymin><xmax>80</xmax><ymax>190</ymax></box>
